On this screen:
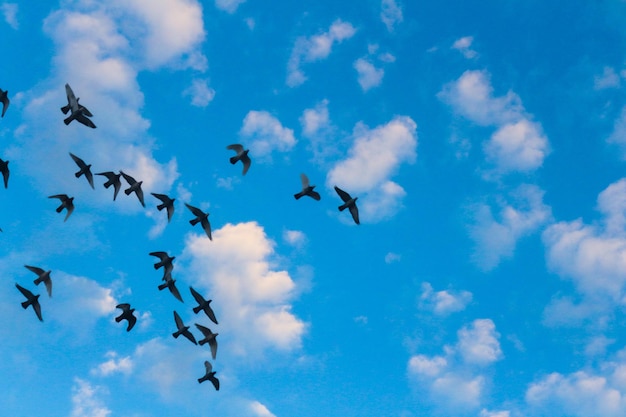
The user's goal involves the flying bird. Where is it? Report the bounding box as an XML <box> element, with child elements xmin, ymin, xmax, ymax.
<box><xmin>198</xmin><ymin>360</ymin><xmax>219</xmax><ymax>390</ymax></box>
<box><xmin>0</xmin><ymin>158</ymin><xmax>9</xmax><ymax>188</ymax></box>
<box><xmin>294</xmin><ymin>173</ymin><xmax>321</xmax><ymax>201</ymax></box>
<box><xmin>149</xmin><ymin>251</ymin><xmax>175</xmax><ymax>281</ymax></box>
<box><xmin>151</xmin><ymin>193</ymin><xmax>175</xmax><ymax>222</ymax></box>
<box><xmin>189</xmin><ymin>286</ymin><xmax>218</xmax><ymax>325</ymax></box>
<box><xmin>227</xmin><ymin>144</ymin><xmax>251</xmax><ymax>175</ymax></box>
<box><xmin>15</xmin><ymin>283</ymin><xmax>42</xmax><ymax>322</ymax></box>
<box><xmin>49</xmin><ymin>194</ymin><xmax>74</xmax><ymax>221</ymax></box>
<box><xmin>158</xmin><ymin>276</ymin><xmax>183</xmax><ymax>303</ymax></box>
<box><xmin>185</xmin><ymin>203</ymin><xmax>212</xmax><ymax>240</ymax></box>
<box><xmin>172</xmin><ymin>311</ymin><xmax>197</xmax><ymax>345</ymax></box>
<box><xmin>69</xmin><ymin>152</ymin><xmax>94</xmax><ymax>189</ymax></box>
<box><xmin>61</xmin><ymin>83</ymin><xmax>96</xmax><ymax>128</ymax></box>
<box><xmin>0</xmin><ymin>88</ymin><xmax>8</xmax><ymax>118</ymax></box>
<box><xmin>24</xmin><ymin>265</ymin><xmax>52</xmax><ymax>297</ymax></box>
<box><xmin>334</xmin><ymin>186</ymin><xmax>360</xmax><ymax>225</ymax></box>
<box><xmin>120</xmin><ymin>171</ymin><xmax>145</xmax><ymax>207</ymax></box>
<box><xmin>195</xmin><ymin>323</ymin><xmax>218</xmax><ymax>360</ymax></box>
<box><xmin>115</xmin><ymin>303</ymin><xmax>137</xmax><ymax>331</ymax></box>
<box><xmin>95</xmin><ymin>171</ymin><xmax>122</xmax><ymax>200</ymax></box>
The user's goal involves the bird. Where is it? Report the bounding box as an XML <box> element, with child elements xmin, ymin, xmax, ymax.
<box><xmin>15</xmin><ymin>283</ymin><xmax>43</xmax><ymax>322</ymax></box>
<box><xmin>61</xmin><ymin>83</ymin><xmax>96</xmax><ymax>128</ymax></box>
<box><xmin>151</xmin><ymin>193</ymin><xmax>175</xmax><ymax>222</ymax></box>
<box><xmin>185</xmin><ymin>203</ymin><xmax>212</xmax><ymax>240</ymax></box>
<box><xmin>95</xmin><ymin>171</ymin><xmax>122</xmax><ymax>201</ymax></box>
<box><xmin>198</xmin><ymin>360</ymin><xmax>219</xmax><ymax>390</ymax></box>
<box><xmin>120</xmin><ymin>171</ymin><xmax>145</xmax><ymax>207</ymax></box>
<box><xmin>189</xmin><ymin>286</ymin><xmax>218</xmax><ymax>325</ymax></box>
<box><xmin>0</xmin><ymin>158</ymin><xmax>9</xmax><ymax>188</ymax></box>
<box><xmin>24</xmin><ymin>265</ymin><xmax>52</xmax><ymax>297</ymax></box>
<box><xmin>69</xmin><ymin>152</ymin><xmax>94</xmax><ymax>189</ymax></box>
<box><xmin>294</xmin><ymin>173</ymin><xmax>321</xmax><ymax>200</ymax></box>
<box><xmin>49</xmin><ymin>194</ymin><xmax>75</xmax><ymax>221</ymax></box>
<box><xmin>172</xmin><ymin>311</ymin><xmax>197</xmax><ymax>345</ymax></box>
<box><xmin>0</xmin><ymin>88</ymin><xmax>9</xmax><ymax>118</ymax></box>
<box><xmin>158</xmin><ymin>275</ymin><xmax>183</xmax><ymax>303</ymax></box>
<box><xmin>195</xmin><ymin>323</ymin><xmax>218</xmax><ymax>360</ymax></box>
<box><xmin>149</xmin><ymin>251</ymin><xmax>175</xmax><ymax>281</ymax></box>
<box><xmin>334</xmin><ymin>186</ymin><xmax>360</xmax><ymax>225</ymax></box>
<box><xmin>227</xmin><ymin>144</ymin><xmax>251</xmax><ymax>175</ymax></box>
<box><xmin>115</xmin><ymin>303</ymin><xmax>137</xmax><ymax>331</ymax></box>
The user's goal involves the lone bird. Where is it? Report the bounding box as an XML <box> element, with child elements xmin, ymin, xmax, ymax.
<box><xmin>294</xmin><ymin>173</ymin><xmax>321</xmax><ymax>201</ymax></box>
<box><xmin>151</xmin><ymin>193</ymin><xmax>175</xmax><ymax>222</ymax></box>
<box><xmin>69</xmin><ymin>152</ymin><xmax>94</xmax><ymax>189</ymax></box>
<box><xmin>158</xmin><ymin>275</ymin><xmax>183</xmax><ymax>303</ymax></box>
<box><xmin>195</xmin><ymin>323</ymin><xmax>218</xmax><ymax>360</ymax></box>
<box><xmin>49</xmin><ymin>194</ymin><xmax>75</xmax><ymax>221</ymax></box>
<box><xmin>25</xmin><ymin>265</ymin><xmax>52</xmax><ymax>297</ymax></box>
<box><xmin>185</xmin><ymin>203</ymin><xmax>212</xmax><ymax>240</ymax></box>
<box><xmin>96</xmin><ymin>171</ymin><xmax>122</xmax><ymax>201</ymax></box>
<box><xmin>15</xmin><ymin>283</ymin><xmax>43</xmax><ymax>322</ymax></box>
<box><xmin>120</xmin><ymin>171</ymin><xmax>145</xmax><ymax>207</ymax></box>
<box><xmin>61</xmin><ymin>83</ymin><xmax>96</xmax><ymax>128</ymax></box>
<box><xmin>190</xmin><ymin>286</ymin><xmax>218</xmax><ymax>325</ymax></box>
<box><xmin>334</xmin><ymin>186</ymin><xmax>360</xmax><ymax>225</ymax></box>
<box><xmin>198</xmin><ymin>360</ymin><xmax>219</xmax><ymax>390</ymax></box>
<box><xmin>0</xmin><ymin>158</ymin><xmax>9</xmax><ymax>188</ymax></box>
<box><xmin>0</xmin><ymin>88</ymin><xmax>9</xmax><ymax>117</ymax></box>
<box><xmin>172</xmin><ymin>311</ymin><xmax>197</xmax><ymax>345</ymax></box>
<box><xmin>115</xmin><ymin>303</ymin><xmax>137</xmax><ymax>331</ymax></box>
<box><xmin>149</xmin><ymin>251</ymin><xmax>175</xmax><ymax>281</ymax></box>
<box><xmin>227</xmin><ymin>144</ymin><xmax>251</xmax><ymax>175</ymax></box>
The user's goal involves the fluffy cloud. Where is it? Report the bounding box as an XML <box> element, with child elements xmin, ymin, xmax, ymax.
<box><xmin>240</xmin><ymin>110</ymin><xmax>296</xmax><ymax>159</ymax></box>
<box><xmin>183</xmin><ymin>78</ymin><xmax>215</xmax><ymax>107</ymax></box>
<box><xmin>91</xmin><ymin>351</ymin><xmax>133</xmax><ymax>377</ymax></box>
<box><xmin>484</xmin><ymin>119</ymin><xmax>549</xmax><ymax>173</ymax></box>
<box><xmin>301</xmin><ymin>99</ymin><xmax>330</xmax><ymax>137</ymax></box>
<box><xmin>300</xmin><ymin>99</ymin><xmax>343</xmax><ymax>164</ymax></box>
<box><xmin>452</xmin><ymin>36</ymin><xmax>477</xmax><ymax>59</ymax></box>
<box><xmin>215</xmin><ymin>0</ymin><xmax>246</xmax><ymax>13</ymax></box>
<box><xmin>594</xmin><ymin>66</ymin><xmax>621</xmax><ymax>90</ymax></box>
<box><xmin>381</xmin><ymin>0</ymin><xmax>403</xmax><ymax>32</ymax></box>
<box><xmin>70</xmin><ymin>378</ymin><xmax>111</xmax><ymax>417</ymax></box>
<box><xmin>354</xmin><ymin>58</ymin><xmax>384</xmax><ymax>91</ymax></box>
<box><xmin>1</xmin><ymin>3</ymin><xmax>18</xmax><ymax>29</ymax></box>
<box><xmin>250</xmin><ymin>401</ymin><xmax>277</xmax><ymax>417</ymax></box>
<box><xmin>419</xmin><ymin>282</ymin><xmax>472</xmax><ymax>316</ymax></box>
<box><xmin>456</xmin><ymin>319</ymin><xmax>503</xmax><ymax>365</ymax></box>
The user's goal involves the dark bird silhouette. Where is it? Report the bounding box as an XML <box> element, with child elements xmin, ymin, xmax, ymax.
<box><xmin>115</xmin><ymin>303</ymin><xmax>137</xmax><ymax>331</ymax></box>
<box><xmin>149</xmin><ymin>251</ymin><xmax>175</xmax><ymax>281</ymax></box>
<box><xmin>158</xmin><ymin>275</ymin><xmax>183</xmax><ymax>303</ymax></box>
<box><xmin>172</xmin><ymin>311</ymin><xmax>197</xmax><ymax>345</ymax></box>
<box><xmin>69</xmin><ymin>152</ymin><xmax>94</xmax><ymax>189</ymax></box>
<box><xmin>61</xmin><ymin>83</ymin><xmax>96</xmax><ymax>128</ymax></box>
<box><xmin>0</xmin><ymin>88</ymin><xmax>9</xmax><ymax>118</ymax></box>
<box><xmin>190</xmin><ymin>286</ymin><xmax>218</xmax><ymax>325</ymax></box>
<box><xmin>294</xmin><ymin>173</ymin><xmax>321</xmax><ymax>200</ymax></box>
<box><xmin>49</xmin><ymin>194</ymin><xmax>75</xmax><ymax>221</ymax></box>
<box><xmin>195</xmin><ymin>323</ymin><xmax>218</xmax><ymax>360</ymax></box>
<box><xmin>227</xmin><ymin>144</ymin><xmax>251</xmax><ymax>175</ymax></box>
<box><xmin>198</xmin><ymin>360</ymin><xmax>219</xmax><ymax>390</ymax></box>
<box><xmin>334</xmin><ymin>186</ymin><xmax>360</xmax><ymax>225</ymax></box>
<box><xmin>120</xmin><ymin>171</ymin><xmax>145</xmax><ymax>207</ymax></box>
<box><xmin>96</xmin><ymin>171</ymin><xmax>122</xmax><ymax>200</ymax></box>
<box><xmin>0</xmin><ymin>158</ymin><xmax>9</xmax><ymax>188</ymax></box>
<box><xmin>25</xmin><ymin>265</ymin><xmax>52</xmax><ymax>297</ymax></box>
<box><xmin>185</xmin><ymin>203</ymin><xmax>212</xmax><ymax>240</ymax></box>
<box><xmin>151</xmin><ymin>193</ymin><xmax>175</xmax><ymax>222</ymax></box>
<box><xmin>15</xmin><ymin>283</ymin><xmax>42</xmax><ymax>321</ymax></box>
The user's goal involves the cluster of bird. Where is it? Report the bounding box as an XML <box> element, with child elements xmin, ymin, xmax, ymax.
<box><xmin>3</xmin><ymin>82</ymin><xmax>362</xmax><ymax>391</ymax></box>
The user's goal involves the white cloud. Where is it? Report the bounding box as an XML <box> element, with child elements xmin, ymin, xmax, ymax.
<box><xmin>480</xmin><ymin>410</ymin><xmax>510</xmax><ymax>417</ymax></box>
<box><xmin>215</xmin><ymin>0</ymin><xmax>246</xmax><ymax>13</ymax></box>
<box><xmin>608</xmin><ymin>107</ymin><xmax>626</xmax><ymax>156</ymax></box>
<box><xmin>91</xmin><ymin>351</ymin><xmax>134</xmax><ymax>376</ymax></box>
<box><xmin>408</xmin><ymin>355</ymin><xmax>447</xmax><ymax>377</ymax></box>
<box><xmin>1</xmin><ymin>3</ymin><xmax>18</xmax><ymax>29</ymax></box>
<box><xmin>354</xmin><ymin>58</ymin><xmax>384</xmax><ymax>91</ymax></box>
<box><xmin>283</xmin><ymin>229</ymin><xmax>306</xmax><ymax>248</ymax></box>
<box><xmin>70</xmin><ymin>378</ymin><xmax>111</xmax><ymax>417</ymax></box>
<box><xmin>300</xmin><ymin>99</ymin><xmax>330</xmax><ymax>138</ymax></box>
<box><xmin>419</xmin><ymin>282</ymin><xmax>472</xmax><ymax>316</ymax></box>
<box><xmin>484</xmin><ymin>119</ymin><xmax>549</xmax><ymax>173</ymax></box>
<box><xmin>183</xmin><ymin>78</ymin><xmax>215</xmax><ymax>107</ymax></box>
<box><xmin>452</xmin><ymin>36</ymin><xmax>477</xmax><ymax>59</ymax></box>
<box><xmin>595</xmin><ymin>66</ymin><xmax>621</xmax><ymax>90</ymax></box>
<box><xmin>300</xmin><ymin>99</ymin><xmax>342</xmax><ymax>164</ymax></box>
<box><xmin>456</xmin><ymin>319</ymin><xmax>503</xmax><ymax>365</ymax></box>
<box><xmin>381</xmin><ymin>0</ymin><xmax>403</xmax><ymax>32</ymax></box>
<box><xmin>250</xmin><ymin>400</ymin><xmax>277</xmax><ymax>417</ymax></box>
<box><xmin>240</xmin><ymin>110</ymin><xmax>296</xmax><ymax>158</ymax></box>
<box><xmin>385</xmin><ymin>252</ymin><xmax>401</xmax><ymax>263</ymax></box>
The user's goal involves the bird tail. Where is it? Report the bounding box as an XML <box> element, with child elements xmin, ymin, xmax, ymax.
<box><xmin>124</xmin><ymin>189</ymin><xmax>132</xmax><ymax>195</ymax></box>
<box><xmin>115</xmin><ymin>316</ymin><xmax>122</xmax><ymax>323</ymax></box>
<box><xmin>338</xmin><ymin>204</ymin><xmax>347</xmax><ymax>211</ymax></box>
<box><xmin>153</xmin><ymin>263</ymin><xmax>161</xmax><ymax>270</ymax></box>
<box><xmin>74</xmin><ymin>172</ymin><xmax>82</xmax><ymax>178</ymax></box>
<box><xmin>198</xmin><ymin>376</ymin><xmax>208</xmax><ymax>384</ymax></box>
<box><xmin>157</xmin><ymin>283</ymin><xmax>167</xmax><ymax>291</ymax></box>
<box><xmin>21</xmin><ymin>301</ymin><xmax>30</xmax><ymax>309</ymax></box>
<box><xmin>103</xmin><ymin>181</ymin><xmax>112</xmax><ymax>189</ymax></box>
<box><xmin>157</xmin><ymin>203</ymin><xmax>166</xmax><ymax>211</ymax></box>
<box><xmin>61</xmin><ymin>104</ymin><xmax>70</xmax><ymax>114</ymax></box>
<box><xmin>229</xmin><ymin>156</ymin><xmax>238</xmax><ymax>164</ymax></box>
<box><xmin>193</xmin><ymin>305</ymin><xmax>202</xmax><ymax>314</ymax></box>
<box><xmin>56</xmin><ymin>205</ymin><xmax>64</xmax><ymax>213</ymax></box>
<box><xmin>63</xmin><ymin>115</ymin><xmax>74</xmax><ymax>125</ymax></box>
<box><xmin>172</xmin><ymin>331</ymin><xmax>180</xmax><ymax>339</ymax></box>
<box><xmin>189</xmin><ymin>218</ymin><xmax>199</xmax><ymax>226</ymax></box>
<box><xmin>33</xmin><ymin>277</ymin><xmax>42</xmax><ymax>286</ymax></box>
<box><xmin>198</xmin><ymin>339</ymin><xmax>207</xmax><ymax>346</ymax></box>
<box><xmin>294</xmin><ymin>192</ymin><xmax>303</xmax><ymax>200</ymax></box>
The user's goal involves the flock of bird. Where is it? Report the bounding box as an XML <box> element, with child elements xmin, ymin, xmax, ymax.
<box><xmin>2</xmin><ymin>82</ymin><xmax>362</xmax><ymax>391</ymax></box>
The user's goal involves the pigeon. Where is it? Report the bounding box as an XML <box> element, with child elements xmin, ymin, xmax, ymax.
<box><xmin>49</xmin><ymin>194</ymin><xmax>74</xmax><ymax>221</ymax></box>
<box><xmin>294</xmin><ymin>173</ymin><xmax>321</xmax><ymax>201</ymax></box>
<box><xmin>195</xmin><ymin>323</ymin><xmax>218</xmax><ymax>360</ymax></box>
<box><xmin>0</xmin><ymin>158</ymin><xmax>9</xmax><ymax>188</ymax></box>
<box><xmin>149</xmin><ymin>251</ymin><xmax>175</xmax><ymax>281</ymax></box>
<box><xmin>334</xmin><ymin>186</ymin><xmax>360</xmax><ymax>225</ymax></box>
<box><xmin>24</xmin><ymin>265</ymin><xmax>52</xmax><ymax>297</ymax></box>
<box><xmin>15</xmin><ymin>283</ymin><xmax>42</xmax><ymax>321</ymax></box>
<box><xmin>61</xmin><ymin>83</ymin><xmax>96</xmax><ymax>128</ymax></box>
<box><xmin>0</xmin><ymin>88</ymin><xmax>9</xmax><ymax>117</ymax></box>
<box><xmin>172</xmin><ymin>311</ymin><xmax>197</xmax><ymax>345</ymax></box>
<box><xmin>96</xmin><ymin>171</ymin><xmax>122</xmax><ymax>201</ymax></box>
<box><xmin>115</xmin><ymin>303</ymin><xmax>137</xmax><ymax>331</ymax></box>
<box><xmin>69</xmin><ymin>152</ymin><xmax>94</xmax><ymax>189</ymax></box>
<box><xmin>151</xmin><ymin>193</ymin><xmax>175</xmax><ymax>222</ymax></box>
<box><xmin>198</xmin><ymin>360</ymin><xmax>220</xmax><ymax>390</ymax></box>
<box><xmin>158</xmin><ymin>275</ymin><xmax>183</xmax><ymax>303</ymax></box>
<box><xmin>185</xmin><ymin>203</ymin><xmax>212</xmax><ymax>240</ymax></box>
<box><xmin>120</xmin><ymin>171</ymin><xmax>145</xmax><ymax>207</ymax></box>
<box><xmin>227</xmin><ymin>144</ymin><xmax>251</xmax><ymax>175</ymax></box>
<box><xmin>189</xmin><ymin>286</ymin><xmax>218</xmax><ymax>325</ymax></box>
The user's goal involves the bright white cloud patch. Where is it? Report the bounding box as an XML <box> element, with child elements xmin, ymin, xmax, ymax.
<box><xmin>215</xmin><ymin>0</ymin><xmax>246</xmax><ymax>13</ymax></box>
<box><xmin>457</xmin><ymin>319</ymin><xmax>503</xmax><ymax>365</ymax></box>
<box><xmin>70</xmin><ymin>378</ymin><xmax>111</xmax><ymax>417</ymax></box>
<box><xmin>381</xmin><ymin>0</ymin><xmax>403</xmax><ymax>32</ymax></box>
<box><xmin>354</xmin><ymin>58</ymin><xmax>384</xmax><ymax>91</ymax></box>
<box><xmin>240</xmin><ymin>110</ymin><xmax>297</xmax><ymax>158</ymax></box>
<box><xmin>452</xmin><ymin>36</ymin><xmax>477</xmax><ymax>59</ymax></box>
<box><xmin>1</xmin><ymin>2</ymin><xmax>18</xmax><ymax>29</ymax></box>
<box><xmin>250</xmin><ymin>400</ymin><xmax>277</xmax><ymax>417</ymax></box>
<box><xmin>91</xmin><ymin>351</ymin><xmax>133</xmax><ymax>376</ymax></box>
<box><xmin>419</xmin><ymin>282</ymin><xmax>472</xmax><ymax>316</ymax></box>
<box><xmin>484</xmin><ymin>119</ymin><xmax>549</xmax><ymax>172</ymax></box>
<box><xmin>300</xmin><ymin>99</ymin><xmax>330</xmax><ymax>137</ymax></box>
<box><xmin>183</xmin><ymin>78</ymin><xmax>215</xmax><ymax>107</ymax></box>
<box><xmin>283</xmin><ymin>229</ymin><xmax>306</xmax><ymax>248</ymax></box>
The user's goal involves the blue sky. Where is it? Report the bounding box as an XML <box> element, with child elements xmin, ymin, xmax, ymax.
<box><xmin>2</xmin><ymin>1</ymin><xmax>626</xmax><ymax>416</ymax></box>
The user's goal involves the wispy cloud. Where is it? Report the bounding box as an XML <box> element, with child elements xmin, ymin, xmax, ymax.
<box><xmin>452</xmin><ymin>36</ymin><xmax>478</xmax><ymax>59</ymax></box>
<box><xmin>183</xmin><ymin>78</ymin><xmax>215</xmax><ymax>107</ymax></box>
<box><xmin>354</xmin><ymin>58</ymin><xmax>384</xmax><ymax>92</ymax></box>
<box><xmin>215</xmin><ymin>0</ymin><xmax>246</xmax><ymax>14</ymax></box>
<box><xmin>419</xmin><ymin>282</ymin><xmax>472</xmax><ymax>316</ymax></box>
<box><xmin>381</xmin><ymin>0</ymin><xmax>403</xmax><ymax>32</ymax></box>
<box><xmin>1</xmin><ymin>2</ymin><xmax>18</xmax><ymax>29</ymax></box>
<box><xmin>240</xmin><ymin>110</ymin><xmax>296</xmax><ymax>160</ymax></box>
<box><xmin>70</xmin><ymin>378</ymin><xmax>111</xmax><ymax>417</ymax></box>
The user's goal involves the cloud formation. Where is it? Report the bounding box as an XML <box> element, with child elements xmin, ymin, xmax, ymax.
<box><xmin>354</xmin><ymin>58</ymin><xmax>384</xmax><ymax>91</ymax></box>
<box><xmin>381</xmin><ymin>0</ymin><xmax>403</xmax><ymax>32</ymax></box>
<box><xmin>1</xmin><ymin>2</ymin><xmax>18</xmax><ymax>29</ymax></box>
<box><xmin>240</xmin><ymin>111</ymin><xmax>297</xmax><ymax>159</ymax></box>
<box><xmin>419</xmin><ymin>282</ymin><xmax>472</xmax><ymax>316</ymax></box>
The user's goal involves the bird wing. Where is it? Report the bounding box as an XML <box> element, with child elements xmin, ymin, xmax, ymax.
<box><xmin>309</xmin><ymin>190</ymin><xmax>321</xmax><ymax>201</ymax></box>
<box><xmin>241</xmin><ymin>154</ymin><xmax>251</xmax><ymax>175</ymax></box>
<box><xmin>349</xmin><ymin>205</ymin><xmax>360</xmax><ymax>225</ymax></box>
<box><xmin>204</xmin><ymin>360</ymin><xmax>213</xmax><ymax>373</ymax></box>
<box><xmin>116</xmin><ymin>303</ymin><xmax>131</xmax><ymax>311</ymax></box>
<box><xmin>151</xmin><ymin>193</ymin><xmax>168</xmax><ymax>203</ymax></box>
<box><xmin>48</xmin><ymin>194</ymin><xmax>68</xmax><ymax>201</ymax></box>
<box><xmin>79</xmin><ymin>104</ymin><xmax>93</xmax><ymax>117</ymax></box>
<box><xmin>209</xmin><ymin>374</ymin><xmax>220</xmax><ymax>391</ymax></box>
<box><xmin>135</xmin><ymin>186</ymin><xmax>145</xmax><ymax>207</ymax></box>
<box><xmin>85</xmin><ymin>170</ymin><xmax>94</xmax><ymax>189</ymax></box>
<box><xmin>1</xmin><ymin>162</ymin><xmax>8</xmax><ymax>188</ymax></box>
<box><xmin>120</xmin><ymin>171</ymin><xmax>137</xmax><ymax>185</ymax></box>
<box><xmin>205</xmin><ymin>304</ymin><xmax>218</xmax><ymax>325</ymax></box>
<box><xmin>185</xmin><ymin>203</ymin><xmax>204</xmax><ymax>218</ymax></box>
<box><xmin>1</xmin><ymin>94</ymin><xmax>8</xmax><ymax>117</ymax></box>
<box><xmin>126</xmin><ymin>314</ymin><xmax>137</xmax><ymax>331</ymax></box>
<box><xmin>182</xmin><ymin>329</ymin><xmax>198</xmax><ymax>345</ymax></box>
<box><xmin>173</xmin><ymin>311</ymin><xmax>184</xmax><ymax>329</ymax></box>
<box><xmin>200</xmin><ymin>218</ymin><xmax>212</xmax><ymax>240</ymax></box>
<box><xmin>43</xmin><ymin>277</ymin><xmax>52</xmax><ymax>297</ymax></box>
<box><xmin>76</xmin><ymin>113</ymin><xmax>96</xmax><ymax>128</ymax></box>
<box><xmin>189</xmin><ymin>286</ymin><xmax>206</xmax><ymax>306</ymax></box>
<box><xmin>149</xmin><ymin>251</ymin><xmax>168</xmax><ymax>261</ymax></box>
<box><xmin>169</xmin><ymin>281</ymin><xmax>183</xmax><ymax>302</ymax></box>
<box><xmin>24</xmin><ymin>265</ymin><xmax>45</xmax><ymax>276</ymax></box>
<box><xmin>65</xmin><ymin>84</ymin><xmax>77</xmax><ymax>110</ymax></box>
<box><xmin>33</xmin><ymin>299</ymin><xmax>43</xmax><ymax>322</ymax></box>
<box><xmin>226</xmin><ymin>144</ymin><xmax>244</xmax><ymax>153</ymax></box>
<box><xmin>208</xmin><ymin>336</ymin><xmax>218</xmax><ymax>360</ymax></box>
<box><xmin>194</xmin><ymin>323</ymin><xmax>211</xmax><ymax>337</ymax></box>
<box><xmin>69</xmin><ymin>152</ymin><xmax>86</xmax><ymax>169</ymax></box>
<box><xmin>334</xmin><ymin>186</ymin><xmax>352</xmax><ymax>203</ymax></box>
<box><xmin>64</xmin><ymin>200</ymin><xmax>75</xmax><ymax>221</ymax></box>
<box><xmin>15</xmin><ymin>283</ymin><xmax>33</xmax><ymax>299</ymax></box>
<box><xmin>300</xmin><ymin>173</ymin><xmax>310</xmax><ymax>188</ymax></box>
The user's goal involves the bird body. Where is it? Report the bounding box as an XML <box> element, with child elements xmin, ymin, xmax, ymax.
<box><xmin>115</xmin><ymin>303</ymin><xmax>137</xmax><ymax>331</ymax></box>
<box><xmin>151</xmin><ymin>193</ymin><xmax>175</xmax><ymax>222</ymax></box>
<box><xmin>172</xmin><ymin>311</ymin><xmax>197</xmax><ymax>345</ymax></box>
<box><xmin>334</xmin><ymin>186</ymin><xmax>360</xmax><ymax>225</ymax></box>
<box><xmin>227</xmin><ymin>144</ymin><xmax>251</xmax><ymax>175</ymax></box>
<box><xmin>120</xmin><ymin>171</ymin><xmax>145</xmax><ymax>207</ymax></box>
<box><xmin>198</xmin><ymin>360</ymin><xmax>220</xmax><ymax>390</ymax></box>
<box><xmin>294</xmin><ymin>173</ymin><xmax>321</xmax><ymax>200</ymax></box>
<box><xmin>69</xmin><ymin>152</ymin><xmax>94</xmax><ymax>189</ymax></box>
<box><xmin>96</xmin><ymin>171</ymin><xmax>122</xmax><ymax>200</ymax></box>
<box><xmin>25</xmin><ymin>265</ymin><xmax>52</xmax><ymax>297</ymax></box>
<box><xmin>195</xmin><ymin>323</ymin><xmax>218</xmax><ymax>359</ymax></box>
<box><xmin>185</xmin><ymin>203</ymin><xmax>212</xmax><ymax>240</ymax></box>
<box><xmin>0</xmin><ymin>88</ymin><xmax>9</xmax><ymax>117</ymax></box>
<box><xmin>0</xmin><ymin>158</ymin><xmax>9</xmax><ymax>188</ymax></box>
<box><xmin>49</xmin><ymin>194</ymin><xmax>75</xmax><ymax>221</ymax></box>
<box><xmin>15</xmin><ymin>283</ymin><xmax>43</xmax><ymax>321</ymax></box>
<box><xmin>190</xmin><ymin>286</ymin><xmax>218</xmax><ymax>324</ymax></box>
<box><xmin>62</xmin><ymin>84</ymin><xmax>96</xmax><ymax>128</ymax></box>
<box><xmin>149</xmin><ymin>251</ymin><xmax>175</xmax><ymax>281</ymax></box>
<box><xmin>158</xmin><ymin>276</ymin><xmax>183</xmax><ymax>302</ymax></box>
